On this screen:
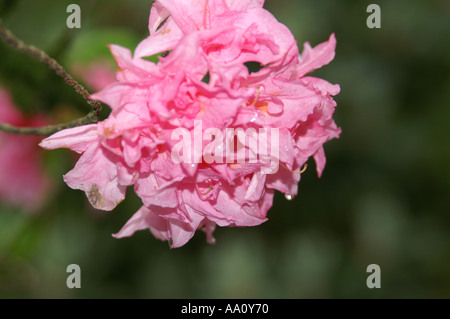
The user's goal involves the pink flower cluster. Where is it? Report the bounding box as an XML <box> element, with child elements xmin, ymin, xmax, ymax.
<box><xmin>0</xmin><ymin>88</ymin><xmax>51</xmax><ymax>212</ymax></box>
<box><xmin>40</xmin><ymin>0</ymin><xmax>340</xmax><ymax>248</ymax></box>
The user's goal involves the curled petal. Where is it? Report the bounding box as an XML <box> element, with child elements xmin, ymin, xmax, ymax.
<box><xmin>296</xmin><ymin>33</ymin><xmax>337</xmax><ymax>78</ymax></box>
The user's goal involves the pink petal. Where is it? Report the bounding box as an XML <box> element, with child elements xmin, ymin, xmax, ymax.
<box><xmin>135</xmin><ymin>18</ymin><xmax>183</xmax><ymax>59</ymax></box>
<box><xmin>225</xmin><ymin>0</ymin><xmax>265</xmax><ymax>10</ymax></box>
<box><xmin>134</xmin><ymin>174</ymin><xmax>181</xmax><ymax>208</ymax></box>
<box><xmin>39</xmin><ymin>124</ymin><xmax>98</xmax><ymax>154</ymax></box>
<box><xmin>157</xmin><ymin>0</ymin><xmax>208</xmax><ymax>33</ymax></box>
<box><xmin>313</xmin><ymin>146</ymin><xmax>327</xmax><ymax>178</ymax></box>
<box><xmin>149</xmin><ymin>1</ymin><xmax>170</xmax><ymax>34</ymax></box>
<box><xmin>296</xmin><ymin>33</ymin><xmax>337</xmax><ymax>78</ymax></box>
<box><xmin>214</xmin><ymin>182</ymin><xmax>268</xmax><ymax>227</ymax></box>
<box><xmin>115</xmin><ymin>205</ymin><xmax>207</xmax><ymax>248</ymax></box>
<box><xmin>302</xmin><ymin>76</ymin><xmax>340</xmax><ymax>96</ymax></box>
<box><xmin>64</xmin><ymin>143</ymin><xmax>126</xmax><ymax>210</ymax></box>
<box><xmin>265</xmin><ymin>160</ymin><xmax>303</xmax><ymax>196</ymax></box>
<box><xmin>181</xmin><ymin>188</ymin><xmax>234</xmax><ymax>226</ymax></box>
<box><xmin>113</xmin><ymin>206</ymin><xmax>150</xmax><ymax>238</ymax></box>
<box><xmin>244</xmin><ymin>171</ymin><xmax>266</xmax><ymax>201</ymax></box>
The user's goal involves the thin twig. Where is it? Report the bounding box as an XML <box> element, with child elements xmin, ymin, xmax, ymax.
<box><xmin>0</xmin><ymin>19</ymin><xmax>102</xmax><ymax>136</ymax></box>
<box><xmin>0</xmin><ymin>111</ymin><xmax>97</xmax><ymax>136</ymax></box>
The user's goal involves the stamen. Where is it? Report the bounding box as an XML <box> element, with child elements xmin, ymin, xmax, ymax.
<box><xmin>196</xmin><ymin>183</ymin><xmax>214</xmax><ymax>196</ymax></box>
<box><xmin>295</xmin><ymin>164</ymin><xmax>308</xmax><ymax>174</ymax></box>
<box><xmin>280</xmin><ymin>163</ymin><xmax>308</xmax><ymax>175</ymax></box>
<box><xmin>249</xmin><ymin>86</ymin><xmax>261</xmax><ymax>107</ymax></box>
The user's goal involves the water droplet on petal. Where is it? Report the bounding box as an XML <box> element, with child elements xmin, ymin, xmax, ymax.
<box><xmin>250</xmin><ymin>112</ymin><xmax>258</xmax><ymax>123</ymax></box>
<box><xmin>285</xmin><ymin>194</ymin><xmax>293</xmax><ymax>201</ymax></box>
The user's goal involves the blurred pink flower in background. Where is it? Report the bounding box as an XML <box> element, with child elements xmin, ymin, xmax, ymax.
<box><xmin>72</xmin><ymin>60</ymin><xmax>117</xmax><ymax>92</ymax></box>
<box><xmin>41</xmin><ymin>0</ymin><xmax>340</xmax><ymax>247</ymax></box>
<box><xmin>0</xmin><ymin>88</ymin><xmax>51</xmax><ymax>212</ymax></box>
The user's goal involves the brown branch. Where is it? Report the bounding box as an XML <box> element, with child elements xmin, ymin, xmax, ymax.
<box><xmin>0</xmin><ymin>111</ymin><xmax>98</xmax><ymax>136</ymax></box>
<box><xmin>0</xmin><ymin>19</ymin><xmax>102</xmax><ymax>136</ymax></box>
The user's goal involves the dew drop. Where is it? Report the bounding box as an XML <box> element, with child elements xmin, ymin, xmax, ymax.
<box><xmin>285</xmin><ymin>194</ymin><xmax>293</xmax><ymax>201</ymax></box>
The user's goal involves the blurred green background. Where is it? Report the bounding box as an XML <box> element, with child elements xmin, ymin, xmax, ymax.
<box><xmin>0</xmin><ymin>0</ymin><xmax>449</xmax><ymax>298</ymax></box>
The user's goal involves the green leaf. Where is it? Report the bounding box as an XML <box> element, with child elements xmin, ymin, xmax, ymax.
<box><xmin>65</xmin><ymin>28</ymin><xmax>141</xmax><ymax>65</ymax></box>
